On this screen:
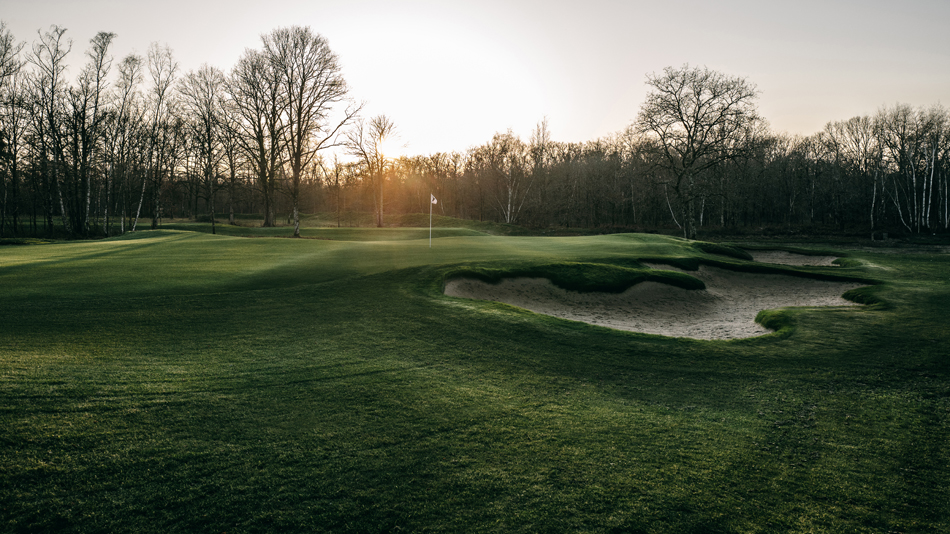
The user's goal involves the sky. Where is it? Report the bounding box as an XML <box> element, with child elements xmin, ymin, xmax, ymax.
<box><xmin>4</xmin><ymin>0</ymin><xmax>949</xmax><ymax>156</ymax></box>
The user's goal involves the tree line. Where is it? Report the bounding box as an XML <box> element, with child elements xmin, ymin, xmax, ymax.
<box><xmin>1</xmin><ymin>22</ymin><xmax>948</xmax><ymax>239</ymax></box>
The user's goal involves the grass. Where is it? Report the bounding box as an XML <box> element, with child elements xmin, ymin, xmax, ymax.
<box><xmin>161</xmin><ymin>222</ymin><xmax>494</xmax><ymax>241</ymax></box>
<box><xmin>444</xmin><ymin>261</ymin><xmax>707</xmax><ymax>292</ymax></box>
<box><xmin>174</xmin><ymin>211</ymin><xmax>537</xmax><ymax>237</ymax></box>
<box><xmin>0</xmin><ymin>225</ymin><xmax>947</xmax><ymax>533</ymax></box>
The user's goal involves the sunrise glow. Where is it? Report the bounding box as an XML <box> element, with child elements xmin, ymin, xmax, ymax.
<box><xmin>4</xmin><ymin>0</ymin><xmax>947</xmax><ymax>156</ymax></box>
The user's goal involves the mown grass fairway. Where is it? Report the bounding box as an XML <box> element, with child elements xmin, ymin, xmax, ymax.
<box><xmin>1</xmin><ymin>229</ymin><xmax>947</xmax><ymax>533</ymax></box>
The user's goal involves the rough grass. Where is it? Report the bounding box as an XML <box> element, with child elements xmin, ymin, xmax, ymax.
<box><xmin>0</xmin><ymin>238</ymin><xmax>57</xmax><ymax>246</ymax></box>
<box><xmin>691</xmin><ymin>240</ymin><xmax>755</xmax><ymax>261</ymax></box>
<box><xmin>0</xmin><ymin>227</ymin><xmax>947</xmax><ymax>533</ymax></box>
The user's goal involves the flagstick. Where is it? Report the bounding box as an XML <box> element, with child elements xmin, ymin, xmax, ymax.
<box><xmin>429</xmin><ymin>194</ymin><xmax>438</xmax><ymax>248</ymax></box>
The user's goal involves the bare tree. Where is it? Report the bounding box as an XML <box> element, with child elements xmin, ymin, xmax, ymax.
<box><xmin>218</xmin><ymin>94</ymin><xmax>243</xmax><ymax>225</ymax></box>
<box><xmin>29</xmin><ymin>25</ymin><xmax>72</xmax><ymax>234</ymax></box>
<box><xmin>0</xmin><ymin>21</ymin><xmax>25</xmax><ymax>85</ymax></box>
<box><xmin>131</xmin><ymin>42</ymin><xmax>177</xmax><ymax>231</ymax></box>
<box><xmin>178</xmin><ymin>65</ymin><xmax>225</xmax><ymax>234</ymax></box>
<box><xmin>635</xmin><ymin>64</ymin><xmax>760</xmax><ymax>239</ymax></box>
<box><xmin>918</xmin><ymin>105</ymin><xmax>946</xmax><ymax>231</ymax></box>
<box><xmin>264</xmin><ymin>26</ymin><xmax>359</xmax><ymax>237</ymax></box>
<box><xmin>67</xmin><ymin>31</ymin><xmax>115</xmax><ymax>235</ymax></box>
<box><xmin>346</xmin><ymin>114</ymin><xmax>396</xmax><ymax>227</ymax></box>
<box><xmin>527</xmin><ymin>118</ymin><xmax>553</xmax><ymax>223</ymax></box>
<box><xmin>478</xmin><ymin>129</ymin><xmax>532</xmax><ymax>224</ymax></box>
<box><xmin>226</xmin><ymin>48</ymin><xmax>284</xmax><ymax>227</ymax></box>
<box><xmin>102</xmin><ymin>53</ymin><xmax>144</xmax><ymax>235</ymax></box>
<box><xmin>529</xmin><ymin>117</ymin><xmax>553</xmax><ymax>182</ymax></box>
<box><xmin>873</xmin><ymin>103</ymin><xmax>947</xmax><ymax>233</ymax></box>
<box><xmin>0</xmin><ymin>22</ymin><xmax>25</xmax><ymax>235</ymax></box>
<box><xmin>318</xmin><ymin>154</ymin><xmax>353</xmax><ymax>227</ymax></box>
<box><xmin>1</xmin><ymin>69</ymin><xmax>28</xmax><ymax>236</ymax></box>
<box><xmin>821</xmin><ymin>115</ymin><xmax>882</xmax><ymax>232</ymax></box>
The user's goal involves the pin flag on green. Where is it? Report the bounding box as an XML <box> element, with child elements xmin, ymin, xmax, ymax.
<box><xmin>430</xmin><ymin>194</ymin><xmax>437</xmax><ymax>248</ymax></box>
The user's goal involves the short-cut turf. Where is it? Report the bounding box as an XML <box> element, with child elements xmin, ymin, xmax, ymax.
<box><xmin>0</xmin><ymin>228</ymin><xmax>947</xmax><ymax>533</ymax></box>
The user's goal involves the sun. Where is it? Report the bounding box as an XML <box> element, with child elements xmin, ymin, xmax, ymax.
<box><xmin>376</xmin><ymin>135</ymin><xmax>404</xmax><ymax>160</ymax></box>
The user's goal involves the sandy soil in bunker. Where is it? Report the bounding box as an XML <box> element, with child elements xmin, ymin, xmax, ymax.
<box><xmin>444</xmin><ymin>254</ymin><xmax>865</xmax><ymax>340</ymax></box>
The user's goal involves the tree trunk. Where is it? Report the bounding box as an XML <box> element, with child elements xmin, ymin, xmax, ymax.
<box><xmin>9</xmin><ymin>161</ymin><xmax>20</xmax><ymax>236</ymax></box>
<box><xmin>262</xmin><ymin>178</ymin><xmax>276</xmax><ymax>227</ymax></box>
<box><xmin>870</xmin><ymin>170</ymin><xmax>878</xmax><ymax>231</ymax></box>
<box><xmin>151</xmin><ymin>177</ymin><xmax>161</xmax><ymax>229</ymax></box>
<box><xmin>292</xmin><ymin>204</ymin><xmax>300</xmax><ymax>237</ymax></box>
<box><xmin>54</xmin><ymin>157</ymin><xmax>71</xmax><ymax>235</ymax></box>
<box><xmin>209</xmin><ymin>180</ymin><xmax>216</xmax><ymax>235</ymax></box>
<box><xmin>925</xmin><ymin>145</ymin><xmax>936</xmax><ymax>230</ymax></box>
<box><xmin>681</xmin><ymin>173</ymin><xmax>697</xmax><ymax>240</ymax></box>
<box><xmin>228</xmin><ymin>173</ymin><xmax>235</xmax><ymax>225</ymax></box>
<box><xmin>377</xmin><ymin>175</ymin><xmax>384</xmax><ymax>227</ymax></box>
<box><xmin>1</xmin><ymin>170</ymin><xmax>6</xmax><ymax>236</ymax></box>
<box><xmin>84</xmin><ymin>164</ymin><xmax>92</xmax><ymax>236</ymax></box>
<box><xmin>102</xmin><ymin>164</ymin><xmax>112</xmax><ymax>236</ymax></box>
<box><xmin>132</xmin><ymin>173</ymin><xmax>147</xmax><ymax>232</ymax></box>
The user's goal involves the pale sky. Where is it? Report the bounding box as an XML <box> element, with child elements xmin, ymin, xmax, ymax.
<box><xmin>4</xmin><ymin>0</ymin><xmax>949</xmax><ymax>155</ymax></box>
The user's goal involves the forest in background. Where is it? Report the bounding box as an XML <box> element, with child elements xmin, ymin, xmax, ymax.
<box><xmin>1</xmin><ymin>23</ymin><xmax>948</xmax><ymax>240</ymax></box>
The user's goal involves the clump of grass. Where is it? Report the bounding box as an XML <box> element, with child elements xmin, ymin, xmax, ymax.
<box><xmin>754</xmin><ymin>308</ymin><xmax>795</xmax><ymax>337</ymax></box>
<box><xmin>842</xmin><ymin>285</ymin><xmax>889</xmax><ymax>308</ymax></box>
<box><xmin>833</xmin><ymin>257</ymin><xmax>863</xmax><ymax>268</ymax></box>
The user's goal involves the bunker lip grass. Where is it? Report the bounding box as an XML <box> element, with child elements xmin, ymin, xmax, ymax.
<box><xmin>749</xmin><ymin>250</ymin><xmax>841</xmax><ymax>266</ymax></box>
<box><xmin>444</xmin><ymin>265</ymin><xmax>867</xmax><ymax>340</ymax></box>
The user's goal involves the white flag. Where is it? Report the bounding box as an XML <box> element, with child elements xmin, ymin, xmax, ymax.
<box><xmin>431</xmin><ymin>194</ymin><xmax>438</xmax><ymax>205</ymax></box>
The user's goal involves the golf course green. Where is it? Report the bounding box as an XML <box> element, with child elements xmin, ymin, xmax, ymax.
<box><xmin>1</xmin><ymin>226</ymin><xmax>947</xmax><ymax>533</ymax></box>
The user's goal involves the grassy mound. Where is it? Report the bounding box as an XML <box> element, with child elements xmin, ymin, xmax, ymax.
<box><xmin>444</xmin><ymin>261</ymin><xmax>705</xmax><ymax>292</ymax></box>
<box><xmin>691</xmin><ymin>240</ymin><xmax>754</xmax><ymax>260</ymax></box>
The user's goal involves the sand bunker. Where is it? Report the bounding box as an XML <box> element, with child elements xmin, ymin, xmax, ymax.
<box><xmin>444</xmin><ymin>266</ymin><xmax>865</xmax><ymax>340</ymax></box>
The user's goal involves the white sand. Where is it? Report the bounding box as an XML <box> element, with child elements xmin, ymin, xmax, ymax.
<box><xmin>444</xmin><ymin>266</ymin><xmax>865</xmax><ymax>340</ymax></box>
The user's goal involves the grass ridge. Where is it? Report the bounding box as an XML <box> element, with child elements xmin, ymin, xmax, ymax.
<box><xmin>442</xmin><ymin>261</ymin><xmax>706</xmax><ymax>293</ymax></box>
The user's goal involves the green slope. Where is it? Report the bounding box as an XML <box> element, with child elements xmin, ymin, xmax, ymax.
<box><xmin>0</xmin><ymin>229</ymin><xmax>946</xmax><ymax>533</ymax></box>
